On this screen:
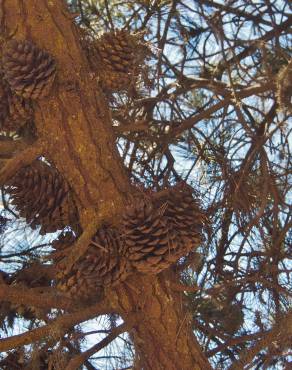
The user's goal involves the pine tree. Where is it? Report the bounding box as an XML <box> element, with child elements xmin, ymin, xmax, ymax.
<box><xmin>0</xmin><ymin>1</ymin><xmax>291</xmax><ymax>369</ymax></box>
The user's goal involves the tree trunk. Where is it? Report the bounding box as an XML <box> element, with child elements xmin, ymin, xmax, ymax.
<box><xmin>1</xmin><ymin>1</ymin><xmax>212</xmax><ymax>368</ymax></box>
<box><xmin>1</xmin><ymin>0</ymin><xmax>130</xmax><ymax>228</ymax></box>
<box><xmin>109</xmin><ymin>271</ymin><xmax>212</xmax><ymax>370</ymax></box>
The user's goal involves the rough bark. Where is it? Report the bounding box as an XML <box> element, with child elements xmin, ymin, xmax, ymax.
<box><xmin>1</xmin><ymin>0</ymin><xmax>130</xmax><ymax>228</ymax></box>
<box><xmin>109</xmin><ymin>272</ymin><xmax>212</xmax><ymax>370</ymax></box>
<box><xmin>0</xmin><ymin>1</ymin><xmax>212</xmax><ymax>368</ymax></box>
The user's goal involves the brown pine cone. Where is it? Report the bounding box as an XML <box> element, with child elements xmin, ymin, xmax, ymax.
<box><xmin>4</xmin><ymin>160</ymin><xmax>78</xmax><ymax>235</ymax></box>
<box><xmin>56</xmin><ymin>226</ymin><xmax>128</xmax><ymax>298</ymax></box>
<box><xmin>93</xmin><ymin>30</ymin><xmax>147</xmax><ymax>92</ymax></box>
<box><xmin>159</xmin><ymin>184</ymin><xmax>203</xmax><ymax>257</ymax></box>
<box><xmin>122</xmin><ymin>185</ymin><xmax>204</xmax><ymax>275</ymax></box>
<box><xmin>2</xmin><ymin>40</ymin><xmax>56</xmax><ymax>99</ymax></box>
<box><xmin>122</xmin><ymin>199</ymin><xmax>177</xmax><ymax>274</ymax></box>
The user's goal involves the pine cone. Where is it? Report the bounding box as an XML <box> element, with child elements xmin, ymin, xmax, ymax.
<box><xmin>55</xmin><ymin>226</ymin><xmax>128</xmax><ymax>298</ymax></box>
<box><xmin>159</xmin><ymin>184</ymin><xmax>203</xmax><ymax>257</ymax></box>
<box><xmin>122</xmin><ymin>199</ymin><xmax>177</xmax><ymax>274</ymax></box>
<box><xmin>122</xmin><ymin>185</ymin><xmax>204</xmax><ymax>275</ymax></box>
<box><xmin>4</xmin><ymin>160</ymin><xmax>78</xmax><ymax>234</ymax></box>
<box><xmin>2</xmin><ymin>40</ymin><xmax>56</xmax><ymax>99</ymax></box>
<box><xmin>93</xmin><ymin>30</ymin><xmax>146</xmax><ymax>92</ymax></box>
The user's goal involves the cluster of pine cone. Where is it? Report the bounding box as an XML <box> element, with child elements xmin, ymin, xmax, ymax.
<box><xmin>0</xmin><ymin>30</ymin><xmax>148</xmax><ymax>132</ymax></box>
<box><xmin>3</xmin><ymin>159</ymin><xmax>204</xmax><ymax>295</ymax></box>
<box><xmin>85</xmin><ymin>29</ymin><xmax>149</xmax><ymax>92</ymax></box>
<box><xmin>0</xmin><ymin>39</ymin><xmax>77</xmax><ymax>234</ymax></box>
<box><xmin>0</xmin><ymin>39</ymin><xmax>56</xmax><ymax>132</ymax></box>
<box><xmin>54</xmin><ymin>184</ymin><xmax>204</xmax><ymax>299</ymax></box>
<box><xmin>0</xmin><ymin>36</ymin><xmax>203</xmax><ymax>300</ymax></box>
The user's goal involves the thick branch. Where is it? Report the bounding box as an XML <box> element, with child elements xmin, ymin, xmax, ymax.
<box><xmin>0</xmin><ymin>300</ymin><xmax>112</xmax><ymax>352</ymax></box>
<box><xmin>57</xmin><ymin>221</ymin><xmax>99</xmax><ymax>275</ymax></box>
<box><xmin>0</xmin><ymin>140</ymin><xmax>44</xmax><ymax>185</ymax></box>
<box><xmin>107</xmin><ymin>272</ymin><xmax>212</xmax><ymax>370</ymax></box>
<box><xmin>0</xmin><ymin>283</ymin><xmax>72</xmax><ymax>310</ymax></box>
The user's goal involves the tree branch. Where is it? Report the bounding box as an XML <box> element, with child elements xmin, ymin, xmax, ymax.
<box><xmin>229</xmin><ymin>311</ymin><xmax>292</xmax><ymax>370</ymax></box>
<box><xmin>0</xmin><ymin>300</ymin><xmax>112</xmax><ymax>352</ymax></box>
<box><xmin>57</xmin><ymin>220</ymin><xmax>99</xmax><ymax>276</ymax></box>
<box><xmin>0</xmin><ymin>140</ymin><xmax>44</xmax><ymax>185</ymax></box>
<box><xmin>0</xmin><ymin>282</ymin><xmax>72</xmax><ymax>310</ymax></box>
<box><xmin>171</xmin><ymin>82</ymin><xmax>272</xmax><ymax>137</ymax></box>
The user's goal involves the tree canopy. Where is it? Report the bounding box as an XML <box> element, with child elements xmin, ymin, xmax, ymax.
<box><xmin>0</xmin><ymin>1</ymin><xmax>291</xmax><ymax>369</ymax></box>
